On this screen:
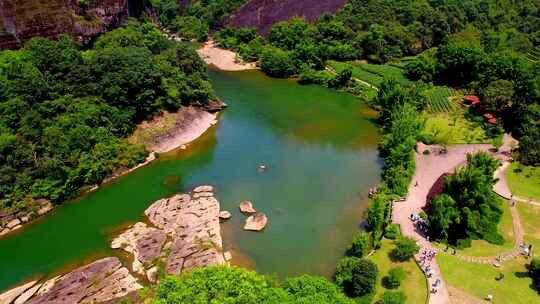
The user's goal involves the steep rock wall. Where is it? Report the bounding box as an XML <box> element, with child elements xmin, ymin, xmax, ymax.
<box><xmin>224</xmin><ymin>0</ymin><xmax>349</xmax><ymax>35</ymax></box>
<box><xmin>0</xmin><ymin>0</ymin><xmax>151</xmax><ymax>49</ymax></box>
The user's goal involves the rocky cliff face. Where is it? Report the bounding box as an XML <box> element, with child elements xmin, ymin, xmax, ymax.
<box><xmin>224</xmin><ymin>0</ymin><xmax>349</xmax><ymax>35</ymax></box>
<box><xmin>0</xmin><ymin>0</ymin><xmax>152</xmax><ymax>49</ymax></box>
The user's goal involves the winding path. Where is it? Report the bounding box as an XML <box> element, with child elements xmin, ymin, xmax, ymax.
<box><xmin>392</xmin><ymin>134</ymin><xmax>536</xmax><ymax>303</ymax></box>
<box><xmin>392</xmin><ymin>143</ymin><xmax>493</xmax><ymax>304</ymax></box>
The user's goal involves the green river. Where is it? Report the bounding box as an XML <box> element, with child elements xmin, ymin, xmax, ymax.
<box><xmin>0</xmin><ymin>70</ymin><xmax>381</xmax><ymax>291</ymax></box>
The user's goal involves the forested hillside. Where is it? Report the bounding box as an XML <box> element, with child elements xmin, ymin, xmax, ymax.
<box><xmin>214</xmin><ymin>0</ymin><xmax>540</xmax><ymax>165</ymax></box>
<box><xmin>0</xmin><ymin>20</ymin><xmax>214</xmax><ymax>216</ymax></box>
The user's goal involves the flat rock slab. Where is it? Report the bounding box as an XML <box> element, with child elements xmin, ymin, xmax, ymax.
<box><xmin>244</xmin><ymin>213</ymin><xmax>268</xmax><ymax>231</ymax></box>
<box><xmin>26</xmin><ymin>257</ymin><xmax>141</xmax><ymax>304</ymax></box>
<box><xmin>239</xmin><ymin>201</ymin><xmax>256</xmax><ymax>213</ymax></box>
<box><xmin>0</xmin><ymin>280</ymin><xmax>38</xmax><ymax>304</ymax></box>
<box><xmin>111</xmin><ymin>222</ymin><xmax>167</xmax><ymax>267</ymax></box>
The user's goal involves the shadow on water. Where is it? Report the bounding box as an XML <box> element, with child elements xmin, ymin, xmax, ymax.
<box><xmin>0</xmin><ymin>69</ymin><xmax>381</xmax><ymax>291</ymax></box>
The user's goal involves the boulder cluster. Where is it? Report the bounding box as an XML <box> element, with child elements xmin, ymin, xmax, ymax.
<box><xmin>0</xmin><ymin>185</ymin><xmax>230</xmax><ymax>304</ymax></box>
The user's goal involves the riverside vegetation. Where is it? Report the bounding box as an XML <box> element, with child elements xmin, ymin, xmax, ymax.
<box><xmin>2</xmin><ymin>0</ymin><xmax>540</xmax><ymax>303</ymax></box>
<box><xmin>0</xmin><ymin>20</ymin><xmax>215</xmax><ymax>216</ymax></box>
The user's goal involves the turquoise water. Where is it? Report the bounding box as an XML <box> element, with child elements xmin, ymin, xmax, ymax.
<box><xmin>0</xmin><ymin>70</ymin><xmax>381</xmax><ymax>291</ymax></box>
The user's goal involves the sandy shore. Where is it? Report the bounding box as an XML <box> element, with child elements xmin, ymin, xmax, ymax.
<box><xmin>197</xmin><ymin>40</ymin><xmax>257</xmax><ymax>71</ymax></box>
<box><xmin>130</xmin><ymin>106</ymin><xmax>218</xmax><ymax>153</ymax></box>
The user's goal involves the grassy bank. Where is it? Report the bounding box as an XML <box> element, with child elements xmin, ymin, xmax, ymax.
<box><xmin>438</xmin><ymin>255</ymin><xmax>537</xmax><ymax>304</ymax></box>
<box><xmin>368</xmin><ymin>238</ymin><xmax>428</xmax><ymax>303</ymax></box>
<box><xmin>506</xmin><ymin>163</ymin><xmax>540</xmax><ymax>202</ymax></box>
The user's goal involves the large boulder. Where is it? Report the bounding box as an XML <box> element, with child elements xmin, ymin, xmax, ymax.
<box><xmin>25</xmin><ymin>257</ymin><xmax>141</xmax><ymax>304</ymax></box>
<box><xmin>219</xmin><ymin>210</ymin><xmax>232</xmax><ymax>220</ymax></box>
<box><xmin>244</xmin><ymin>213</ymin><xmax>268</xmax><ymax>231</ymax></box>
<box><xmin>239</xmin><ymin>201</ymin><xmax>256</xmax><ymax>214</ymax></box>
<box><xmin>142</xmin><ymin>187</ymin><xmax>225</xmax><ymax>275</ymax></box>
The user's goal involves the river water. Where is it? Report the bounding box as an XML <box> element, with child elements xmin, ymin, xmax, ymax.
<box><xmin>0</xmin><ymin>70</ymin><xmax>381</xmax><ymax>291</ymax></box>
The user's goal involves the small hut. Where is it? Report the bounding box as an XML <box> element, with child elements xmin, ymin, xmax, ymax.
<box><xmin>483</xmin><ymin>113</ymin><xmax>497</xmax><ymax>125</ymax></box>
<box><xmin>463</xmin><ymin>95</ymin><xmax>481</xmax><ymax>107</ymax></box>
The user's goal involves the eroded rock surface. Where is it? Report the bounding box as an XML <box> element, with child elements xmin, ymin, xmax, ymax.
<box><xmin>19</xmin><ymin>257</ymin><xmax>141</xmax><ymax>304</ymax></box>
<box><xmin>239</xmin><ymin>201</ymin><xmax>256</xmax><ymax>214</ymax></box>
<box><xmin>111</xmin><ymin>222</ymin><xmax>167</xmax><ymax>273</ymax></box>
<box><xmin>112</xmin><ymin>186</ymin><xmax>226</xmax><ymax>280</ymax></box>
<box><xmin>244</xmin><ymin>213</ymin><xmax>268</xmax><ymax>231</ymax></box>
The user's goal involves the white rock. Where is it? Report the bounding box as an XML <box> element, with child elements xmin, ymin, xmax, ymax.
<box><xmin>14</xmin><ymin>282</ymin><xmax>42</xmax><ymax>304</ymax></box>
<box><xmin>193</xmin><ymin>185</ymin><xmax>213</xmax><ymax>193</ymax></box>
<box><xmin>0</xmin><ymin>280</ymin><xmax>38</xmax><ymax>304</ymax></box>
<box><xmin>6</xmin><ymin>218</ymin><xmax>21</xmax><ymax>229</ymax></box>
<box><xmin>219</xmin><ymin>211</ymin><xmax>232</xmax><ymax>220</ymax></box>
<box><xmin>193</xmin><ymin>192</ymin><xmax>213</xmax><ymax>198</ymax></box>
<box><xmin>239</xmin><ymin>201</ymin><xmax>256</xmax><ymax>213</ymax></box>
<box><xmin>0</xmin><ymin>228</ymin><xmax>9</xmax><ymax>236</ymax></box>
<box><xmin>36</xmin><ymin>276</ymin><xmax>60</xmax><ymax>296</ymax></box>
<box><xmin>244</xmin><ymin>213</ymin><xmax>268</xmax><ymax>231</ymax></box>
<box><xmin>223</xmin><ymin>251</ymin><xmax>232</xmax><ymax>261</ymax></box>
<box><xmin>132</xmin><ymin>259</ymin><xmax>146</xmax><ymax>276</ymax></box>
<box><xmin>146</xmin><ymin>266</ymin><xmax>159</xmax><ymax>283</ymax></box>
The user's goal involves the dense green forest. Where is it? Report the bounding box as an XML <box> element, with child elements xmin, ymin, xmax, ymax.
<box><xmin>151</xmin><ymin>0</ymin><xmax>248</xmax><ymax>41</ymax></box>
<box><xmin>0</xmin><ymin>20</ymin><xmax>214</xmax><ymax>215</ymax></box>
<box><xmin>213</xmin><ymin>0</ymin><xmax>540</xmax><ymax>166</ymax></box>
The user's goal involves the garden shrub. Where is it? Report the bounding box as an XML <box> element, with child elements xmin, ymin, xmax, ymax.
<box><xmin>378</xmin><ymin>291</ymin><xmax>407</xmax><ymax>304</ymax></box>
<box><xmin>347</xmin><ymin>233</ymin><xmax>371</xmax><ymax>258</ymax></box>
<box><xmin>382</xmin><ymin>267</ymin><xmax>406</xmax><ymax>289</ymax></box>
<box><xmin>385</xmin><ymin>224</ymin><xmax>401</xmax><ymax>240</ymax></box>
<box><xmin>391</xmin><ymin>237</ymin><xmax>419</xmax><ymax>261</ymax></box>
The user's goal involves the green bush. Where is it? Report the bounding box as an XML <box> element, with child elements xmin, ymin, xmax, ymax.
<box><xmin>456</xmin><ymin>238</ymin><xmax>472</xmax><ymax>249</ymax></box>
<box><xmin>378</xmin><ymin>291</ymin><xmax>407</xmax><ymax>304</ymax></box>
<box><xmin>347</xmin><ymin>233</ymin><xmax>371</xmax><ymax>258</ymax></box>
<box><xmin>335</xmin><ymin>257</ymin><xmax>378</xmax><ymax>298</ymax></box>
<box><xmin>385</xmin><ymin>224</ymin><xmax>401</xmax><ymax>240</ymax></box>
<box><xmin>382</xmin><ymin>267</ymin><xmax>406</xmax><ymax>289</ymax></box>
<box><xmin>391</xmin><ymin>237</ymin><xmax>419</xmax><ymax>261</ymax></box>
<box><xmin>260</xmin><ymin>47</ymin><xmax>297</xmax><ymax>78</ymax></box>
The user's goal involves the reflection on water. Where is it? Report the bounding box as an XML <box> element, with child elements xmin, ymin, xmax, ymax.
<box><xmin>0</xmin><ymin>70</ymin><xmax>381</xmax><ymax>291</ymax></box>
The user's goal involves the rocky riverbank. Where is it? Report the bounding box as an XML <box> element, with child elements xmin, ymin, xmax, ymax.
<box><xmin>0</xmin><ymin>186</ymin><xmax>230</xmax><ymax>304</ymax></box>
<box><xmin>129</xmin><ymin>106</ymin><xmax>222</xmax><ymax>153</ymax></box>
<box><xmin>0</xmin><ymin>104</ymin><xmax>224</xmax><ymax>239</ymax></box>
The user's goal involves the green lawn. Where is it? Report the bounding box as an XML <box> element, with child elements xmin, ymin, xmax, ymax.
<box><xmin>368</xmin><ymin>238</ymin><xmax>428</xmax><ymax>304</ymax></box>
<box><xmin>422</xmin><ymin>111</ymin><xmax>490</xmax><ymax>144</ymax></box>
<box><xmin>438</xmin><ymin>255</ymin><xmax>538</xmax><ymax>304</ymax></box>
<box><xmin>434</xmin><ymin>201</ymin><xmax>514</xmax><ymax>257</ymax></box>
<box><xmin>506</xmin><ymin>162</ymin><xmax>540</xmax><ymax>202</ymax></box>
<box><xmin>516</xmin><ymin>202</ymin><xmax>540</xmax><ymax>255</ymax></box>
<box><xmin>327</xmin><ymin>61</ymin><xmax>409</xmax><ymax>87</ymax></box>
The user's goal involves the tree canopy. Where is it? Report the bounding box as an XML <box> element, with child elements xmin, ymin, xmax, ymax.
<box><xmin>428</xmin><ymin>152</ymin><xmax>504</xmax><ymax>246</ymax></box>
<box><xmin>0</xmin><ymin>20</ymin><xmax>214</xmax><ymax>216</ymax></box>
<box><xmin>151</xmin><ymin>266</ymin><xmax>354</xmax><ymax>304</ymax></box>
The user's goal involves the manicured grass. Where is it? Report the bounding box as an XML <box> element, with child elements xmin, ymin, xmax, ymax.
<box><xmin>516</xmin><ymin>203</ymin><xmax>540</xmax><ymax>254</ymax></box>
<box><xmin>438</xmin><ymin>255</ymin><xmax>538</xmax><ymax>304</ymax></box>
<box><xmin>506</xmin><ymin>162</ymin><xmax>540</xmax><ymax>202</ymax></box>
<box><xmin>422</xmin><ymin>111</ymin><xmax>490</xmax><ymax>144</ymax></box>
<box><xmin>327</xmin><ymin>61</ymin><xmax>410</xmax><ymax>87</ymax></box>
<box><xmin>435</xmin><ymin>201</ymin><xmax>514</xmax><ymax>257</ymax></box>
<box><xmin>368</xmin><ymin>238</ymin><xmax>428</xmax><ymax>304</ymax></box>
